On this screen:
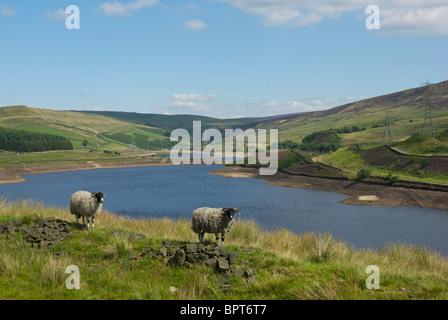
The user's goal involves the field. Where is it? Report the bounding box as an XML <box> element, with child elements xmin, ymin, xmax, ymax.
<box><xmin>1</xmin><ymin>198</ymin><xmax>448</xmax><ymax>300</ymax></box>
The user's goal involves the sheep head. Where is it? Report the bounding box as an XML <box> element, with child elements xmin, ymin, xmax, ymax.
<box><xmin>223</xmin><ymin>207</ymin><xmax>239</xmax><ymax>220</ymax></box>
<box><xmin>91</xmin><ymin>192</ymin><xmax>105</xmax><ymax>203</ymax></box>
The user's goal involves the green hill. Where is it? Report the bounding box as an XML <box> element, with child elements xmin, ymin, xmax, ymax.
<box><xmin>393</xmin><ymin>134</ymin><xmax>448</xmax><ymax>155</ymax></box>
<box><xmin>0</xmin><ymin>106</ymin><xmax>166</xmax><ymax>151</ymax></box>
<box><xmin>253</xmin><ymin>80</ymin><xmax>448</xmax><ymax>146</ymax></box>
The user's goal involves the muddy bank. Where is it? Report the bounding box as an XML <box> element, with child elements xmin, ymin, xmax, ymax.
<box><xmin>0</xmin><ymin>158</ymin><xmax>174</xmax><ymax>184</ymax></box>
<box><xmin>210</xmin><ymin>166</ymin><xmax>448</xmax><ymax>211</ymax></box>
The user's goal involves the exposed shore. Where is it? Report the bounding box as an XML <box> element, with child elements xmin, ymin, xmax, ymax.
<box><xmin>0</xmin><ymin>158</ymin><xmax>174</xmax><ymax>184</ymax></box>
<box><xmin>210</xmin><ymin>166</ymin><xmax>448</xmax><ymax>211</ymax></box>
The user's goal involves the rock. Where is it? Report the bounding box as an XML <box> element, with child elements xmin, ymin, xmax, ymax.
<box><xmin>244</xmin><ymin>268</ymin><xmax>256</xmax><ymax>278</ymax></box>
<box><xmin>185</xmin><ymin>243</ymin><xmax>198</xmax><ymax>254</ymax></box>
<box><xmin>169</xmin><ymin>286</ymin><xmax>178</xmax><ymax>293</ymax></box>
<box><xmin>163</xmin><ymin>239</ymin><xmax>172</xmax><ymax>247</ymax></box>
<box><xmin>218</xmin><ymin>257</ymin><xmax>230</xmax><ymax>272</ymax></box>
<box><xmin>228</xmin><ymin>252</ymin><xmax>238</xmax><ymax>264</ymax></box>
<box><xmin>168</xmin><ymin>249</ymin><xmax>186</xmax><ymax>267</ymax></box>
<box><xmin>217</xmin><ymin>273</ymin><xmax>231</xmax><ymax>285</ymax></box>
<box><xmin>186</xmin><ymin>253</ymin><xmax>208</xmax><ymax>263</ymax></box>
<box><xmin>0</xmin><ymin>217</ymin><xmax>75</xmax><ymax>249</ymax></box>
<box><xmin>233</xmin><ymin>269</ymin><xmax>245</xmax><ymax>278</ymax></box>
<box><xmin>159</xmin><ymin>247</ymin><xmax>168</xmax><ymax>257</ymax></box>
<box><xmin>218</xmin><ymin>247</ymin><xmax>229</xmax><ymax>258</ymax></box>
<box><xmin>205</xmin><ymin>258</ymin><xmax>217</xmax><ymax>268</ymax></box>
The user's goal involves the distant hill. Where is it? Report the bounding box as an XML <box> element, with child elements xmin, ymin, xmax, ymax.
<box><xmin>80</xmin><ymin>110</ymin><xmax>264</xmax><ymax>133</ymax></box>
<box><xmin>1</xmin><ymin>80</ymin><xmax>447</xmax><ymax>152</ymax></box>
<box><xmin>252</xmin><ymin>80</ymin><xmax>448</xmax><ymax>145</ymax></box>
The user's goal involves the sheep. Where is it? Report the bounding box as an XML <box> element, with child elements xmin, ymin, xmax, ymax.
<box><xmin>191</xmin><ymin>207</ymin><xmax>239</xmax><ymax>246</ymax></box>
<box><xmin>69</xmin><ymin>191</ymin><xmax>105</xmax><ymax>230</ymax></box>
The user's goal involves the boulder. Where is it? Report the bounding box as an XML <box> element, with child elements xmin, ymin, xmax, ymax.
<box><xmin>168</xmin><ymin>249</ymin><xmax>186</xmax><ymax>267</ymax></box>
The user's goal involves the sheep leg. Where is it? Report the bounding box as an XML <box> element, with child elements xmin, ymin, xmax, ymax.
<box><xmin>221</xmin><ymin>233</ymin><xmax>225</xmax><ymax>246</ymax></box>
<box><xmin>76</xmin><ymin>214</ymin><xmax>79</xmax><ymax>224</ymax></box>
<box><xmin>82</xmin><ymin>216</ymin><xmax>86</xmax><ymax>226</ymax></box>
<box><xmin>86</xmin><ymin>217</ymin><xmax>90</xmax><ymax>229</ymax></box>
<box><xmin>92</xmin><ymin>217</ymin><xmax>95</xmax><ymax>230</ymax></box>
<box><xmin>215</xmin><ymin>233</ymin><xmax>219</xmax><ymax>245</ymax></box>
<box><xmin>198</xmin><ymin>233</ymin><xmax>203</xmax><ymax>243</ymax></box>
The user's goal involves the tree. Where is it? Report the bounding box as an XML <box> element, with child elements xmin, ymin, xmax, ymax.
<box><xmin>357</xmin><ymin>168</ymin><xmax>372</xmax><ymax>180</ymax></box>
<box><xmin>82</xmin><ymin>139</ymin><xmax>89</xmax><ymax>147</ymax></box>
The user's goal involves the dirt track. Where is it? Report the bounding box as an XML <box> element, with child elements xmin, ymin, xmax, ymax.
<box><xmin>210</xmin><ymin>166</ymin><xmax>448</xmax><ymax>211</ymax></box>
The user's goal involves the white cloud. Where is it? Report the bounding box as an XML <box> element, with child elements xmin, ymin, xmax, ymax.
<box><xmin>381</xmin><ymin>6</ymin><xmax>448</xmax><ymax>35</ymax></box>
<box><xmin>170</xmin><ymin>93</ymin><xmax>216</xmax><ymax>103</ymax></box>
<box><xmin>96</xmin><ymin>0</ymin><xmax>159</xmax><ymax>17</ymax></box>
<box><xmin>45</xmin><ymin>9</ymin><xmax>70</xmax><ymax>20</ymax></box>
<box><xmin>219</xmin><ymin>0</ymin><xmax>448</xmax><ymax>35</ymax></box>
<box><xmin>167</xmin><ymin>93</ymin><xmax>216</xmax><ymax>112</ymax></box>
<box><xmin>185</xmin><ymin>19</ymin><xmax>207</xmax><ymax>30</ymax></box>
<box><xmin>0</xmin><ymin>3</ymin><xmax>14</xmax><ymax>16</ymax></box>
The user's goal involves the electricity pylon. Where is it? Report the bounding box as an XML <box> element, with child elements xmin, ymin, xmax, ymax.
<box><xmin>383</xmin><ymin>110</ymin><xmax>394</xmax><ymax>143</ymax></box>
<box><xmin>421</xmin><ymin>79</ymin><xmax>435</xmax><ymax>137</ymax></box>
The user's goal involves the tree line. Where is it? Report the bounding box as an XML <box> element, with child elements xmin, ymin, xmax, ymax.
<box><xmin>0</xmin><ymin>127</ymin><xmax>73</xmax><ymax>152</ymax></box>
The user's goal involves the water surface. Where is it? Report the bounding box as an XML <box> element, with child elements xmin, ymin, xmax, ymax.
<box><xmin>1</xmin><ymin>165</ymin><xmax>447</xmax><ymax>254</ymax></box>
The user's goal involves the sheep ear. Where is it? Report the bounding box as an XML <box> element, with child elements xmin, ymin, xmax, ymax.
<box><xmin>91</xmin><ymin>192</ymin><xmax>96</xmax><ymax>197</ymax></box>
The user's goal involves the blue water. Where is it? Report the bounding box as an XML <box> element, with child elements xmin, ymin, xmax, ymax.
<box><xmin>1</xmin><ymin>164</ymin><xmax>448</xmax><ymax>254</ymax></box>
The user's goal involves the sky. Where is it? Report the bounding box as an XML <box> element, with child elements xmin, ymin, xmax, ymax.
<box><xmin>0</xmin><ymin>0</ymin><xmax>447</xmax><ymax>119</ymax></box>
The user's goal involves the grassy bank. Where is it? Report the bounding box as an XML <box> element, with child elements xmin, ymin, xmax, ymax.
<box><xmin>0</xmin><ymin>198</ymin><xmax>448</xmax><ymax>300</ymax></box>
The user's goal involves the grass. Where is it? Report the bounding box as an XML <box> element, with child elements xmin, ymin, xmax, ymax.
<box><xmin>0</xmin><ymin>198</ymin><xmax>448</xmax><ymax>300</ymax></box>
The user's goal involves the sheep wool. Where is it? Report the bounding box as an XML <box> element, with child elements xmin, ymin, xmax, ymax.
<box><xmin>70</xmin><ymin>191</ymin><xmax>105</xmax><ymax>230</ymax></box>
<box><xmin>191</xmin><ymin>207</ymin><xmax>239</xmax><ymax>246</ymax></box>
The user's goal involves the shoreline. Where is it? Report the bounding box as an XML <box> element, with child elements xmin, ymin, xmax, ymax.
<box><xmin>0</xmin><ymin>158</ymin><xmax>175</xmax><ymax>184</ymax></box>
<box><xmin>210</xmin><ymin>166</ymin><xmax>448</xmax><ymax>211</ymax></box>
<box><xmin>1</xmin><ymin>160</ymin><xmax>447</xmax><ymax>211</ymax></box>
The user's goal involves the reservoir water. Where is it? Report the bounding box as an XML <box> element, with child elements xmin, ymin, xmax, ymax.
<box><xmin>1</xmin><ymin>164</ymin><xmax>447</xmax><ymax>255</ymax></box>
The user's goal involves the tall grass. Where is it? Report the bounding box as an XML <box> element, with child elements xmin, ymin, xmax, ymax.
<box><xmin>1</xmin><ymin>199</ymin><xmax>448</xmax><ymax>299</ymax></box>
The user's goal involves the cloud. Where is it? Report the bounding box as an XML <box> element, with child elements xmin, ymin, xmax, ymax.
<box><xmin>96</xmin><ymin>0</ymin><xmax>158</xmax><ymax>17</ymax></box>
<box><xmin>185</xmin><ymin>19</ymin><xmax>207</xmax><ymax>30</ymax></box>
<box><xmin>380</xmin><ymin>6</ymin><xmax>448</xmax><ymax>35</ymax></box>
<box><xmin>219</xmin><ymin>0</ymin><xmax>448</xmax><ymax>35</ymax></box>
<box><xmin>166</xmin><ymin>93</ymin><xmax>216</xmax><ymax>112</ymax></box>
<box><xmin>0</xmin><ymin>3</ymin><xmax>14</xmax><ymax>16</ymax></box>
<box><xmin>44</xmin><ymin>9</ymin><xmax>70</xmax><ymax>20</ymax></box>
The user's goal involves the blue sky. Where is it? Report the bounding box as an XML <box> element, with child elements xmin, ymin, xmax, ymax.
<box><xmin>0</xmin><ymin>0</ymin><xmax>447</xmax><ymax>118</ymax></box>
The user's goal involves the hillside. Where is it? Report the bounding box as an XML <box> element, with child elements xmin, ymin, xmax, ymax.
<box><xmin>253</xmin><ymin>80</ymin><xmax>448</xmax><ymax>145</ymax></box>
<box><xmin>1</xmin><ymin>198</ymin><xmax>448</xmax><ymax>300</ymax></box>
<box><xmin>0</xmin><ymin>106</ymin><xmax>166</xmax><ymax>151</ymax></box>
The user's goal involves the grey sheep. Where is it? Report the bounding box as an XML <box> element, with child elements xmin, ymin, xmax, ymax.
<box><xmin>70</xmin><ymin>191</ymin><xmax>105</xmax><ymax>230</ymax></box>
<box><xmin>191</xmin><ymin>207</ymin><xmax>239</xmax><ymax>246</ymax></box>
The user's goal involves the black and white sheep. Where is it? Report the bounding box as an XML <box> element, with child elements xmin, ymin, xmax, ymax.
<box><xmin>69</xmin><ymin>191</ymin><xmax>105</xmax><ymax>230</ymax></box>
<box><xmin>191</xmin><ymin>207</ymin><xmax>239</xmax><ymax>246</ymax></box>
